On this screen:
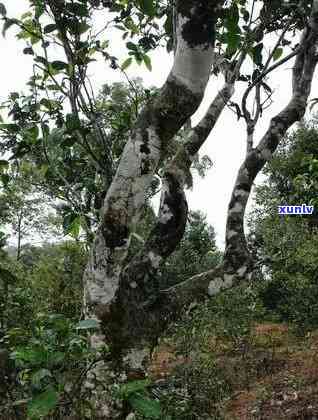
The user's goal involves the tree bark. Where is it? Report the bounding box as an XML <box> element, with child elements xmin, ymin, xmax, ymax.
<box><xmin>83</xmin><ymin>1</ymin><xmax>226</xmax><ymax>416</ymax></box>
<box><xmin>164</xmin><ymin>1</ymin><xmax>318</xmax><ymax>308</ymax></box>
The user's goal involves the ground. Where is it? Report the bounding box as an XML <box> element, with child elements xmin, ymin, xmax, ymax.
<box><xmin>148</xmin><ymin>321</ymin><xmax>318</xmax><ymax>419</ymax></box>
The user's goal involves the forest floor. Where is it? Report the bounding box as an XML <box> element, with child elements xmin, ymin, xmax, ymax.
<box><xmin>147</xmin><ymin>302</ymin><xmax>318</xmax><ymax>419</ymax></box>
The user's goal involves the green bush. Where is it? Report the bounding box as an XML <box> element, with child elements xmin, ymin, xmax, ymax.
<box><xmin>3</xmin><ymin>312</ymin><xmax>104</xmax><ymax>419</ymax></box>
<box><xmin>157</xmin><ymin>285</ymin><xmax>266</xmax><ymax>419</ymax></box>
<box><xmin>28</xmin><ymin>241</ymin><xmax>87</xmax><ymax>319</ymax></box>
<box><xmin>259</xmin><ymin>273</ymin><xmax>318</xmax><ymax>333</ymax></box>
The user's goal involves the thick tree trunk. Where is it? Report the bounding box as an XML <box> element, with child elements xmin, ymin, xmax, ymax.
<box><xmin>84</xmin><ymin>0</ymin><xmax>222</xmax><ymax>337</ymax></box>
<box><xmin>83</xmin><ymin>1</ymin><xmax>226</xmax><ymax>417</ymax></box>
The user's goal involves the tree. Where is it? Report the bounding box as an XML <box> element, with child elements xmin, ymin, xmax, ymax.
<box><xmin>248</xmin><ymin>120</ymin><xmax>318</xmax><ymax>269</ymax></box>
<box><xmin>0</xmin><ymin>166</ymin><xmax>57</xmax><ymax>259</ymax></box>
<box><xmin>248</xmin><ymin>120</ymin><xmax>318</xmax><ymax>330</ymax></box>
<box><xmin>1</xmin><ymin>0</ymin><xmax>318</xmax><ymax>416</ymax></box>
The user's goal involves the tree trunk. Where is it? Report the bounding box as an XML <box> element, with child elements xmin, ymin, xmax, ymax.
<box><xmin>16</xmin><ymin>212</ymin><xmax>23</xmax><ymax>261</ymax></box>
<box><xmin>82</xmin><ymin>1</ymin><xmax>226</xmax><ymax>416</ymax></box>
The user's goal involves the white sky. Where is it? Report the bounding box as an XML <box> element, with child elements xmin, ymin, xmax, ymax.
<box><xmin>1</xmin><ymin>1</ymin><xmax>317</xmax><ymax>249</ymax></box>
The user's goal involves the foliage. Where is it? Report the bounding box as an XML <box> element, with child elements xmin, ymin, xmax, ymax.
<box><xmin>3</xmin><ymin>312</ymin><xmax>105</xmax><ymax>419</ymax></box>
<box><xmin>28</xmin><ymin>241</ymin><xmax>87</xmax><ymax>318</ymax></box>
<box><xmin>162</xmin><ymin>211</ymin><xmax>222</xmax><ymax>288</ymax></box>
<box><xmin>116</xmin><ymin>379</ymin><xmax>162</xmax><ymax>419</ymax></box>
<box><xmin>248</xmin><ymin>120</ymin><xmax>318</xmax><ymax>331</ymax></box>
<box><xmin>0</xmin><ymin>78</ymin><xmax>158</xmax><ymax>239</ymax></box>
<box><xmin>157</xmin><ymin>285</ymin><xmax>267</xmax><ymax>419</ymax></box>
<box><xmin>0</xmin><ymin>240</ymin><xmax>105</xmax><ymax>419</ymax></box>
<box><xmin>0</xmin><ymin>166</ymin><xmax>59</xmax><ymax>258</ymax></box>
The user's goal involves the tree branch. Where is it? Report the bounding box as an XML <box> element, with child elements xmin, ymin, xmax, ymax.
<box><xmin>160</xmin><ymin>0</ymin><xmax>318</xmax><ymax>310</ymax></box>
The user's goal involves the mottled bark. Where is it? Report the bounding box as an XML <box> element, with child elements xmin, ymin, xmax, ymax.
<box><xmin>165</xmin><ymin>1</ymin><xmax>318</xmax><ymax>307</ymax></box>
<box><xmin>82</xmin><ymin>2</ymin><xmax>226</xmax><ymax>416</ymax></box>
<box><xmin>104</xmin><ymin>170</ymin><xmax>188</xmax><ymax>355</ymax></box>
<box><xmin>223</xmin><ymin>5</ymin><xmax>318</xmax><ymax>283</ymax></box>
<box><xmin>108</xmin><ymin>54</ymin><xmax>246</xmax><ymax>345</ymax></box>
<box><xmin>84</xmin><ymin>0</ymin><xmax>225</xmax><ymax>337</ymax></box>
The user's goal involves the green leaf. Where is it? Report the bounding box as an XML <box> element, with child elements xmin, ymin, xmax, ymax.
<box><xmin>128</xmin><ymin>394</ymin><xmax>162</xmax><ymax>419</ymax></box>
<box><xmin>273</xmin><ymin>47</ymin><xmax>283</xmax><ymax>61</ymax></box>
<box><xmin>226</xmin><ymin>32</ymin><xmax>240</xmax><ymax>56</ymax></box>
<box><xmin>63</xmin><ymin>212</ymin><xmax>81</xmax><ymax>237</ymax></box>
<box><xmin>252</xmin><ymin>43</ymin><xmax>263</xmax><ymax>67</ymax></box>
<box><xmin>68</xmin><ymin>216</ymin><xmax>81</xmax><ymax>238</ymax></box>
<box><xmin>66</xmin><ymin>2</ymin><xmax>89</xmax><ymax>17</ymax></box>
<box><xmin>76</xmin><ymin>319</ymin><xmax>100</xmax><ymax>330</ymax></box>
<box><xmin>21</xmin><ymin>12</ymin><xmax>32</xmax><ymax>19</ymax></box>
<box><xmin>11</xmin><ymin>348</ymin><xmax>48</xmax><ymax>365</ymax></box>
<box><xmin>23</xmin><ymin>47</ymin><xmax>34</xmax><ymax>55</ymax></box>
<box><xmin>78</xmin><ymin>22</ymin><xmax>90</xmax><ymax>34</ymax></box>
<box><xmin>226</xmin><ymin>4</ymin><xmax>240</xmax><ymax>33</ymax></box>
<box><xmin>138</xmin><ymin>0</ymin><xmax>156</xmax><ymax>17</ymax></box>
<box><xmin>126</xmin><ymin>41</ymin><xmax>138</xmax><ymax>51</ymax></box>
<box><xmin>31</xmin><ymin>369</ymin><xmax>52</xmax><ymax>387</ymax></box>
<box><xmin>27</xmin><ymin>388</ymin><xmax>58</xmax><ymax>418</ymax></box>
<box><xmin>143</xmin><ymin>54</ymin><xmax>152</xmax><ymax>71</ymax></box>
<box><xmin>40</xmin><ymin>98</ymin><xmax>57</xmax><ymax>110</ymax></box>
<box><xmin>44</xmin><ymin>24</ymin><xmax>57</xmax><ymax>34</ymax></box>
<box><xmin>0</xmin><ymin>3</ymin><xmax>7</xmax><ymax>16</ymax></box>
<box><xmin>65</xmin><ymin>113</ymin><xmax>81</xmax><ymax>131</ymax></box>
<box><xmin>120</xmin><ymin>380</ymin><xmax>151</xmax><ymax>398</ymax></box>
<box><xmin>121</xmin><ymin>57</ymin><xmax>133</xmax><ymax>71</ymax></box>
<box><xmin>51</xmin><ymin>60</ymin><xmax>68</xmax><ymax>71</ymax></box>
<box><xmin>35</xmin><ymin>2</ymin><xmax>45</xmax><ymax>18</ymax></box>
<box><xmin>25</xmin><ymin>125</ymin><xmax>39</xmax><ymax>142</ymax></box>
<box><xmin>1</xmin><ymin>174</ymin><xmax>10</xmax><ymax>187</ymax></box>
<box><xmin>0</xmin><ymin>123</ymin><xmax>20</xmax><ymax>133</ymax></box>
<box><xmin>2</xmin><ymin>18</ymin><xmax>19</xmax><ymax>37</ymax></box>
<box><xmin>47</xmin><ymin>84</ymin><xmax>61</xmax><ymax>91</ymax></box>
<box><xmin>0</xmin><ymin>159</ymin><xmax>8</xmax><ymax>170</ymax></box>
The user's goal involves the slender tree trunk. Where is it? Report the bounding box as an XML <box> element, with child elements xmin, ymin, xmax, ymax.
<box><xmin>16</xmin><ymin>212</ymin><xmax>23</xmax><ymax>261</ymax></box>
<box><xmin>164</xmin><ymin>3</ymin><xmax>318</xmax><ymax>307</ymax></box>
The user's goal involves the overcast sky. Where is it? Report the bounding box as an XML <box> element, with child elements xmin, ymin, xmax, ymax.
<box><xmin>1</xmin><ymin>1</ymin><xmax>317</xmax><ymax>248</ymax></box>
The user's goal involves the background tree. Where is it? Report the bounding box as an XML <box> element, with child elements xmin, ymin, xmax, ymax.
<box><xmin>0</xmin><ymin>165</ymin><xmax>58</xmax><ymax>259</ymax></box>
<box><xmin>246</xmin><ymin>120</ymin><xmax>318</xmax><ymax>329</ymax></box>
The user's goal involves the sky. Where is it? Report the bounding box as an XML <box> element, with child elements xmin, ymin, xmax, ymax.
<box><xmin>0</xmin><ymin>1</ymin><xmax>317</xmax><ymax>249</ymax></box>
